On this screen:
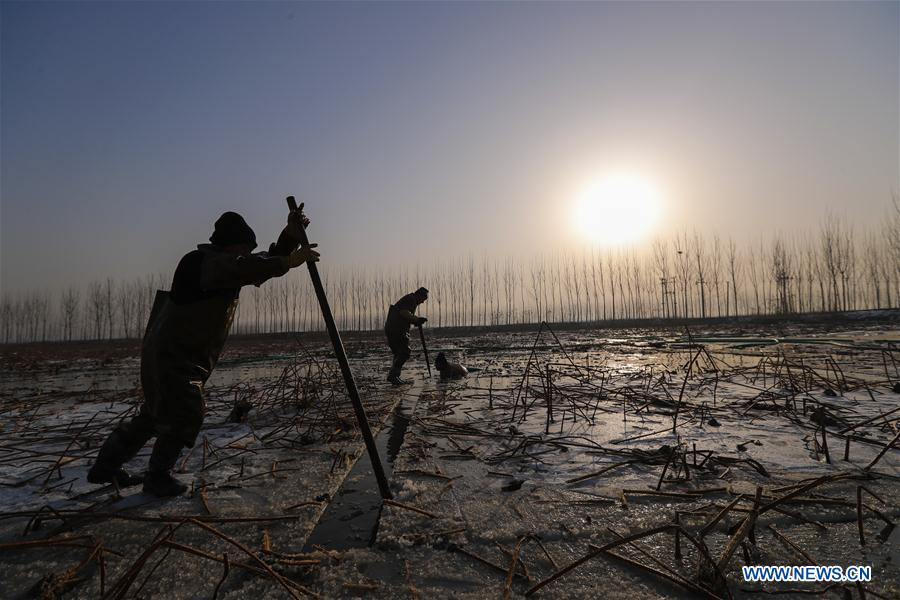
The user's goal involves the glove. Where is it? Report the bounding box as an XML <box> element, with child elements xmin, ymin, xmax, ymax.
<box><xmin>284</xmin><ymin>245</ymin><xmax>319</xmax><ymax>268</ymax></box>
<box><xmin>416</xmin><ymin>317</ymin><xmax>427</xmax><ymax>326</ymax></box>
<box><xmin>285</xmin><ymin>204</ymin><xmax>310</xmax><ymax>240</ymax></box>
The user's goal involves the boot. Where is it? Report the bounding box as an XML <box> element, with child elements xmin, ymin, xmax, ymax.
<box><xmin>87</xmin><ymin>428</ymin><xmax>151</xmax><ymax>488</ymax></box>
<box><xmin>143</xmin><ymin>435</ymin><xmax>187</xmax><ymax>497</ymax></box>
<box><xmin>387</xmin><ymin>345</ymin><xmax>410</xmax><ymax>386</ymax></box>
<box><xmin>387</xmin><ymin>374</ymin><xmax>411</xmax><ymax>386</ymax></box>
<box><xmin>87</xmin><ymin>465</ymin><xmax>144</xmax><ymax>487</ymax></box>
<box><xmin>143</xmin><ymin>471</ymin><xmax>188</xmax><ymax>497</ymax></box>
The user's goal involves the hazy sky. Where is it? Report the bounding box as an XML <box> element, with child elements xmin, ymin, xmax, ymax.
<box><xmin>2</xmin><ymin>1</ymin><xmax>898</xmax><ymax>293</ymax></box>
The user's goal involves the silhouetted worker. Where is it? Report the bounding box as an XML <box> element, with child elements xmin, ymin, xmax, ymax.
<box><xmin>87</xmin><ymin>207</ymin><xmax>320</xmax><ymax>497</ymax></box>
<box><xmin>384</xmin><ymin>287</ymin><xmax>428</xmax><ymax>385</ymax></box>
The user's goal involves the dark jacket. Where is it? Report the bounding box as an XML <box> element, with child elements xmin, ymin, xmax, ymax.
<box><xmin>384</xmin><ymin>292</ymin><xmax>422</xmax><ymax>336</ymax></box>
<box><xmin>140</xmin><ymin>230</ymin><xmax>299</xmax><ymax>445</ymax></box>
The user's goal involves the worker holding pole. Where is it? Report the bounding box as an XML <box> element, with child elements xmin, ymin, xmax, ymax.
<box><xmin>384</xmin><ymin>287</ymin><xmax>429</xmax><ymax>385</ymax></box>
<box><xmin>87</xmin><ymin>206</ymin><xmax>319</xmax><ymax>497</ymax></box>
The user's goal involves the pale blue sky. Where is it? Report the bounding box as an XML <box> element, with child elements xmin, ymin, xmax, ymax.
<box><xmin>2</xmin><ymin>1</ymin><xmax>898</xmax><ymax>293</ymax></box>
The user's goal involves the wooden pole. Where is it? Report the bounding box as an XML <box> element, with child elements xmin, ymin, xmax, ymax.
<box><xmin>286</xmin><ymin>196</ymin><xmax>392</xmax><ymax>500</ymax></box>
<box><xmin>418</xmin><ymin>325</ymin><xmax>432</xmax><ymax>377</ymax></box>
<box><xmin>545</xmin><ymin>365</ymin><xmax>552</xmax><ymax>434</ymax></box>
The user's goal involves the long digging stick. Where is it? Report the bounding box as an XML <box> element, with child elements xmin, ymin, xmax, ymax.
<box><xmin>418</xmin><ymin>324</ymin><xmax>432</xmax><ymax>377</ymax></box>
<box><xmin>286</xmin><ymin>196</ymin><xmax>392</xmax><ymax>500</ymax></box>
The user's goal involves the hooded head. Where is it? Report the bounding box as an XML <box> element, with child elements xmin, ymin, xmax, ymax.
<box><xmin>210</xmin><ymin>212</ymin><xmax>257</xmax><ymax>251</ymax></box>
<box><xmin>414</xmin><ymin>287</ymin><xmax>429</xmax><ymax>303</ymax></box>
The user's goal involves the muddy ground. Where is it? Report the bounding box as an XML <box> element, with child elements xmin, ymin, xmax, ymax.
<box><xmin>1</xmin><ymin>314</ymin><xmax>898</xmax><ymax>599</ymax></box>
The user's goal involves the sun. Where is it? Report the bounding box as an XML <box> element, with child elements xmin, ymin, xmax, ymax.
<box><xmin>573</xmin><ymin>172</ymin><xmax>664</xmax><ymax>245</ymax></box>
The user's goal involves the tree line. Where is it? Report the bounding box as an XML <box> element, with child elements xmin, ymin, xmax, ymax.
<box><xmin>2</xmin><ymin>208</ymin><xmax>899</xmax><ymax>344</ymax></box>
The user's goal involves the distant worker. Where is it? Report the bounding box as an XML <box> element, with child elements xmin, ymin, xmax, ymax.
<box><xmin>384</xmin><ymin>287</ymin><xmax>428</xmax><ymax>385</ymax></box>
<box><xmin>87</xmin><ymin>207</ymin><xmax>320</xmax><ymax>497</ymax></box>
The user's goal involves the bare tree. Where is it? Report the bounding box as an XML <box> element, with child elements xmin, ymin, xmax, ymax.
<box><xmin>61</xmin><ymin>286</ymin><xmax>80</xmax><ymax>341</ymax></box>
<box><xmin>674</xmin><ymin>232</ymin><xmax>692</xmax><ymax>318</ymax></box>
<box><xmin>87</xmin><ymin>281</ymin><xmax>106</xmax><ymax>340</ymax></box>
<box><xmin>606</xmin><ymin>251</ymin><xmax>617</xmax><ymax>320</ymax></box>
<box><xmin>726</xmin><ymin>237</ymin><xmax>741</xmax><ymax>317</ymax></box>
<box><xmin>692</xmin><ymin>232</ymin><xmax>708</xmax><ymax>319</ymax></box>
<box><xmin>503</xmin><ymin>258</ymin><xmax>516</xmax><ymax>325</ymax></box>
<box><xmin>887</xmin><ymin>192</ymin><xmax>900</xmax><ymax>304</ymax></box>
<box><xmin>103</xmin><ymin>278</ymin><xmax>116</xmax><ymax>339</ymax></box>
<box><xmin>594</xmin><ymin>248</ymin><xmax>607</xmax><ymax>320</ymax></box>
<box><xmin>820</xmin><ymin>214</ymin><xmax>844</xmax><ymax>311</ymax></box>
<box><xmin>0</xmin><ymin>293</ymin><xmax>12</xmax><ymax>343</ymax></box>
<box><xmin>548</xmin><ymin>254</ymin><xmax>561</xmax><ymax>322</ymax></box>
<box><xmin>863</xmin><ymin>232</ymin><xmax>883</xmax><ymax>309</ymax></box>
<box><xmin>771</xmin><ymin>236</ymin><xmax>793</xmax><ymax>314</ymax></box>
<box><xmin>117</xmin><ymin>280</ymin><xmax>137</xmax><ymax>339</ymax></box>
<box><xmin>467</xmin><ymin>256</ymin><xmax>476</xmax><ymax>326</ymax></box>
<box><xmin>746</xmin><ymin>239</ymin><xmax>763</xmax><ymax>315</ymax></box>
<box><xmin>529</xmin><ymin>256</ymin><xmax>544</xmax><ymax>323</ymax></box>
<box><xmin>579</xmin><ymin>251</ymin><xmax>590</xmax><ymax>322</ymax></box>
<box><xmin>652</xmin><ymin>239</ymin><xmax>672</xmax><ymax>318</ymax></box>
<box><xmin>710</xmin><ymin>235</ymin><xmax>723</xmax><ymax>317</ymax></box>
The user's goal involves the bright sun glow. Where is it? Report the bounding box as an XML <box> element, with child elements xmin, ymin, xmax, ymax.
<box><xmin>573</xmin><ymin>172</ymin><xmax>664</xmax><ymax>245</ymax></box>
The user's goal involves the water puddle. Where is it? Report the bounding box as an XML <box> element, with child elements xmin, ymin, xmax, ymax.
<box><xmin>302</xmin><ymin>381</ymin><xmax>423</xmax><ymax>551</ymax></box>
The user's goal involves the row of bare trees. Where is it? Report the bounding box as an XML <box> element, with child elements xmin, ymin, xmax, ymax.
<box><xmin>1</xmin><ymin>274</ymin><xmax>171</xmax><ymax>344</ymax></box>
<box><xmin>2</xmin><ymin>208</ymin><xmax>899</xmax><ymax>343</ymax></box>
